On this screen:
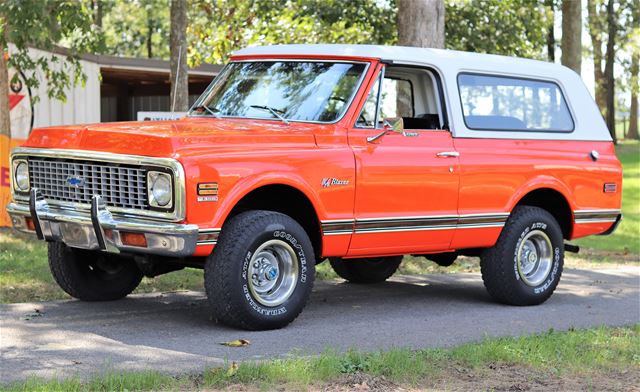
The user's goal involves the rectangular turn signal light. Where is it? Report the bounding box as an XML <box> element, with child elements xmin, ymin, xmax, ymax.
<box><xmin>25</xmin><ymin>217</ymin><xmax>35</xmax><ymax>231</ymax></box>
<box><xmin>198</xmin><ymin>183</ymin><xmax>219</xmax><ymax>196</ymax></box>
<box><xmin>120</xmin><ymin>231</ymin><xmax>148</xmax><ymax>247</ymax></box>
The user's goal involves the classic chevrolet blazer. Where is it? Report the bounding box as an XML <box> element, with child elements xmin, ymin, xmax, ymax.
<box><xmin>7</xmin><ymin>45</ymin><xmax>622</xmax><ymax>330</ymax></box>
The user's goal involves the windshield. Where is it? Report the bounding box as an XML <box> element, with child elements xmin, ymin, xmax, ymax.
<box><xmin>189</xmin><ymin>61</ymin><xmax>368</xmax><ymax>123</ymax></box>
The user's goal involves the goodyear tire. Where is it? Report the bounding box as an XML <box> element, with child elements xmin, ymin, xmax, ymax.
<box><xmin>48</xmin><ymin>242</ymin><xmax>143</xmax><ymax>301</ymax></box>
<box><xmin>481</xmin><ymin>206</ymin><xmax>564</xmax><ymax>306</ymax></box>
<box><xmin>205</xmin><ymin>210</ymin><xmax>315</xmax><ymax>330</ymax></box>
<box><xmin>329</xmin><ymin>256</ymin><xmax>402</xmax><ymax>283</ymax></box>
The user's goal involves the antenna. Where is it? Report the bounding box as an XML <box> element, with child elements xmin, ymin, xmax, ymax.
<box><xmin>171</xmin><ymin>45</ymin><xmax>182</xmax><ymax>112</ymax></box>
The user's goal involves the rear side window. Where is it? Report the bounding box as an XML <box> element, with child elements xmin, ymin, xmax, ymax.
<box><xmin>458</xmin><ymin>73</ymin><xmax>574</xmax><ymax>132</ymax></box>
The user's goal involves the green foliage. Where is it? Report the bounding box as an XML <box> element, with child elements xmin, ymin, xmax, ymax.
<box><xmin>0</xmin><ymin>0</ymin><xmax>102</xmax><ymax>103</ymax></box>
<box><xmin>187</xmin><ymin>0</ymin><xmax>397</xmax><ymax>66</ymax></box>
<box><xmin>101</xmin><ymin>0</ymin><xmax>170</xmax><ymax>59</ymax></box>
<box><xmin>445</xmin><ymin>0</ymin><xmax>551</xmax><ymax>59</ymax></box>
<box><xmin>100</xmin><ymin>0</ymin><xmax>554</xmax><ymax>66</ymax></box>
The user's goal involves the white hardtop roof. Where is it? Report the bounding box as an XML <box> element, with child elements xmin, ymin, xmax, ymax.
<box><xmin>233</xmin><ymin>44</ymin><xmax>572</xmax><ymax>79</ymax></box>
<box><xmin>233</xmin><ymin>44</ymin><xmax>610</xmax><ymax>142</ymax></box>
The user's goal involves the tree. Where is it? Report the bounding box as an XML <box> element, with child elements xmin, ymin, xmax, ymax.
<box><xmin>0</xmin><ymin>0</ymin><xmax>101</xmax><ymax>139</ymax></box>
<box><xmin>627</xmin><ymin>1</ymin><xmax>640</xmax><ymax>140</ymax></box>
<box><xmin>561</xmin><ymin>0</ymin><xmax>581</xmax><ymax>74</ymax></box>
<box><xmin>629</xmin><ymin>51</ymin><xmax>639</xmax><ymax>139</ymax></box>
<box><xmin>397</xmin><ymin>0</ymin><xmax>444</xmax><ymax>48</ymax></box>
<box><xmin>546</xmin><ymin>0</ymin><xmax>556</xmax><ymax>62</ymax></box>
<box><xmin>187</xmin><ymin>0</ymin><xmax>397</xmax><ymax>67</ymax></box>
<box><xmin>101</xmin><ymin>0</ymin><xmax>169</xmax><ymax>59</ymax></box>
<box><xmin>446</xmin><ymin>0</ymin><xmax>550</xmax><ymax>60</ymax></box>
<box><xmin>604</xmin><ymin>0</ymin><xmax>616</xmax><ymax>141</ymax></box>
<box><xmin>169</xmin><ymin>0</ymin><xmax>188</xmax><ymax>111</ymax></box>
<box><xmin>587</xmin><ymin>0</ymin><xmax>633</xmax><ymax>142</ymax></box>
<box><xmin>587</xmin><ymin>0</ymin><xmax>606</xmax><ymax>111</ymax></box>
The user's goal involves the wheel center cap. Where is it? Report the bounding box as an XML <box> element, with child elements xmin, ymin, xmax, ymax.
<box><xmin>528</xmin><ymin>252</ymin><xmax>537</xmax><ymax>263</ymax></box>
<box><xmin>265</xmin><ymin>266</ymin><xmax>278</xmax><ymax>281</ymax></box>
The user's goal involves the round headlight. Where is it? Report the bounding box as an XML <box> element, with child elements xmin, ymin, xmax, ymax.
<box><xmin>150</xmin><ymin>173</ymin><xmax>172</xmax><ymax>207</ymax></box>
<box><xmin>14</xmin><ymin>161</ymin><xmax>29</xmax><ymax>191</ymax></box>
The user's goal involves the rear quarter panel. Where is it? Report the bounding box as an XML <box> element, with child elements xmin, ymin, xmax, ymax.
<box><xmin>451</xmin><ymin>138</ymin><xmax>622</xmax><ymax>248</ymax></box>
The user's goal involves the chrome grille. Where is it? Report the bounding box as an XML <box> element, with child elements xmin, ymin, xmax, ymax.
<box><xmin>28</xmin><ymin>158</ymin><xmax>149</xmax><ymax>210</ymax></box>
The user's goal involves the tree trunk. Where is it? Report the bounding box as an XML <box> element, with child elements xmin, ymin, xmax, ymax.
<box><xmin>561</xmin><ymin>0</ymin><xmax>581</xmax><ymax>74</ymax></box>
<box><xmin>397</xmin><ymin>0</ymin><xmax>445</xmax><ymax>48</ymax></box>
<box><xmin>147</xmin><ymin>13</ymin><xmax>154</xmax><ymax>59</ymax></box>
<box><xmin>546</xmin><ymin>0</ymin><xmax>555</xmax><ymax>62</ymax></box>
<box><xmin>0</xmin><ymin>47</ymin><xmax>10</xmax><ymax>139</ymax></box>
<box><xmin>604</xmin><ymin>0</ymin><xmax>616</xmax><ymax>142</ymax></box>
<box><xmin>587</xmin><ymin>0</ymin><xmax>606</xmax><ymax>112</ymax></box>
<box><xmin>169</xmin><ymin>0</ymin><xmax>188</xmax><ymax>111</ymax></box>
<box><xmin>628</xmin><ymin>51</ymin><xmax>639</xmax><ymax>140</ymax></box>
<box><xmin>96</xmin><ymin>0</ymin><xmax>102</xmax><ymax>29</ymax></box>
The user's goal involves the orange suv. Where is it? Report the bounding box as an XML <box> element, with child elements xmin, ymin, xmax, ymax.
<box><xmin>7</xmin><ymin>45</ymin><xmax>622</xmax><ymax>330</ymax></box>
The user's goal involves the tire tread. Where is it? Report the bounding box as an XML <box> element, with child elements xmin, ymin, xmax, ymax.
<box><xmin>481</xmin><ymin>206</ymin><xmax>563</xmax><ymax>306</ymax></box>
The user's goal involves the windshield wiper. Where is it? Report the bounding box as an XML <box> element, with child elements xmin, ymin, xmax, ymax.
<box><xmin>249</xmin><ymin>105</ymin><xmax>289</xmax><ymax>125</ymax></box>
<box><xmin>191</xmin><ymin>105</ymin><xmax>220</xmax><ymax>117</ymax></box>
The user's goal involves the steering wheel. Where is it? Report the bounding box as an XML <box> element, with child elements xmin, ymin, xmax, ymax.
<box><xmin>329</xmin><ymin>96</ymin><xmax>372</xmax><ymax>126</ymax></box>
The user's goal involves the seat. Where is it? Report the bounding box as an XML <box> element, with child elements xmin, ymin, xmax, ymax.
<box><xmin>402</xmin><ymin>113</ymin><xmax>441</xmax><ymax>130</ymax></box>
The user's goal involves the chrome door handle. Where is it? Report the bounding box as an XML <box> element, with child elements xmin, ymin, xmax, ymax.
<box><xmin>436</xmin><ymin>151</ymin><xmax>460</xmax><ymax>158</ymax></box>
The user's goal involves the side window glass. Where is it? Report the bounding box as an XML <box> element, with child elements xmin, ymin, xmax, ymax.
<box><xmin>356</xmin><ymin>76</ymin><xmax>414</xmax><ymax>128</ymax></box>
<box><xmin>380</xmin><ymin>78</ymin><xmax>413</xmax><ymax>119</ymax></box>
<box><xmin>458</xmin><ymin>73</ymin><xmax>574</xmax><ymax>132</ymax></box>
<box><xmin>356</xmin><ymin>78</ymin><xmax>380</xmax><ymax>128</ymax></box>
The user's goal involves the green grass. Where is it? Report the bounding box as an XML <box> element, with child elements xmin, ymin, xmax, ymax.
<box><xmin>3</xmin><ymin>325</ymin><xmax>638</xmax><ymax>391</ymax></box>
<box><xmin>576</xmin><ymin>141</ymin><xmax>640</xmax><ymax>254</ymax></box>
<box><xmin>0</xmin><ymin>229</ymin><xmax>205</xmax><ymax>303</ymax></box>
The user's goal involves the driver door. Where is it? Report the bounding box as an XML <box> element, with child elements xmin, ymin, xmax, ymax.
<box><xmin>347</xmin><ymin>65</ymin><xmax>460</xmax><ymax>256</ymax></box>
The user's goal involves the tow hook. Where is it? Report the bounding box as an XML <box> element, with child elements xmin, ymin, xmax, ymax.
<box><xmin>564</xmin><ymin>243</ymin><xmax>580</xmax><ymax>253</ymax></box>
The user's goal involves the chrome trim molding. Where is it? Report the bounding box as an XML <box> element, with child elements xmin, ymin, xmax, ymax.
<box><xmin>598</xmin><ymin>213</ymin><xmax>622</xmax><ymax>235</ymax></box>
<box><xmin>320</xmin><ymin>213</ymin><xmax>509</xmax><ymax>235</ymax></box>
<box><xmin>10</xmin><ymin>147</ymin><xmax>187</xmax><ymax>222</ymax></box>
<box><xmin>574</xmin><ymin>209</ymin><xmax>621</xmax><ymax>224</ymax></box>
<box><xmin>320</xmin><ymin>209</ymin><xmax>621</xmax><ymax>237</ymax></box>
<box><xmin>197</xmin><ymin>228</ymin><xmax>221</xmax><ymax>245</ymax></box>
<box><xmin>7</xmin><ymin>192</ymin><xmax>199</xmax><ymax>257</ymax></box>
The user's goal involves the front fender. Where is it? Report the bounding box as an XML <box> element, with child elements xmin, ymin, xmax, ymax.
<box><xmin>210</xmin><ymin>172</ymin><xmax>326</xmax><ymax>229</ymax></box>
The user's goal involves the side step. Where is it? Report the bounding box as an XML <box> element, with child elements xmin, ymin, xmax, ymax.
<box><xmin>564</xmin><ymin>243</ymin><xmax>580</xmax><ymax>253</ymax></box>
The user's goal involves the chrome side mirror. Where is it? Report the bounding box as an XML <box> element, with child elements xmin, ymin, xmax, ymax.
<box><xmin>383</xmin><ymin>117</ymin><xmax>404</xmax><ymax>133</ymax></box>
<box><xmin>367</xmin><ymin>117</ymin><xmax>405</xmax><ymax>143</ymax></box>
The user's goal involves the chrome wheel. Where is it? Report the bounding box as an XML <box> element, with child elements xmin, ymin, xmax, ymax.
<box><xmin>516</xmin><ymin>230</ymin><xmax>553</xmax><ymax>287</ymax></box>
<box><xmin>248</xmin><ymin>239</ymin><xmax>299</xmax><ymax>307</ymax></box>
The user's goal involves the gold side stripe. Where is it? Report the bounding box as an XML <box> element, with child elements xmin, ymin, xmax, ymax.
<box><xmin>321</xmin><ymin>214</ymin><xmax>509</xmax><ymax>235</ymax></box>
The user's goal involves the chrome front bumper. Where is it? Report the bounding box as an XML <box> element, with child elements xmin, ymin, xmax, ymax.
<box><xmin>7</xmin><ymin>189</ymin><xmax>199</xmax><ymax>257</ymax></box>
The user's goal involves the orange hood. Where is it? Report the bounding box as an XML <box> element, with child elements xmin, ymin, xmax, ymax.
<box><xmin>23</xmin><ymin>118</ymin><xmax>320</xmax><ymax>158</ymax></box>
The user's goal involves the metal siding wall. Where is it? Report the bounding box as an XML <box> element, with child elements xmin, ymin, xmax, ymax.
<box><xmin>28</xmin><ymin>48</ymin><xmax>101</xmax><ymax>129</ymax></box>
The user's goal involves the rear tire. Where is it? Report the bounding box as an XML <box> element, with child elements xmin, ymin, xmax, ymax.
<box><xmin>205</xmin><ymin>210</ymin><xmax>315</xmax><ymax>330</ymax></box>
<box><xmin>481</xmin><ymin>206</ymin><xmax>564</xmax><ymax>306</ymax></box>
<box><xmin>48</xmin><ymin>242</ymin><xmax>143</xmax><ymax>301</ymax></box>
<box><xmin>329</xmin><ymin>256</ymin><xmax>402</xmax><ymax>283</ymax></box>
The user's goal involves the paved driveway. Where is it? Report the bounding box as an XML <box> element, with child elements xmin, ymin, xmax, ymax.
<box><xmin>1</xmin><ymin>266</ymin><xmax>638</xmax><ymax>383</ymax></box>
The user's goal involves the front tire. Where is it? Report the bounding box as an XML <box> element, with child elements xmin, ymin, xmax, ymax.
<box><xmin>205</xmin><ymin>210</ymin><xmax>315</xmax><ymax>330</ymax></box>
<box><xmin>48</xmin><ymin>242</ymin><xmax>143</xmax><ymax>301</ymax></box>
<box><xmin>329</xmin><ymin>256</ymin><xmax>402</xmax><ymax>283</ymax></box>
<box><xmin>481</xmin><ymin>206</ymin><xmax>564</xmax><ymax>306</ymax></box>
